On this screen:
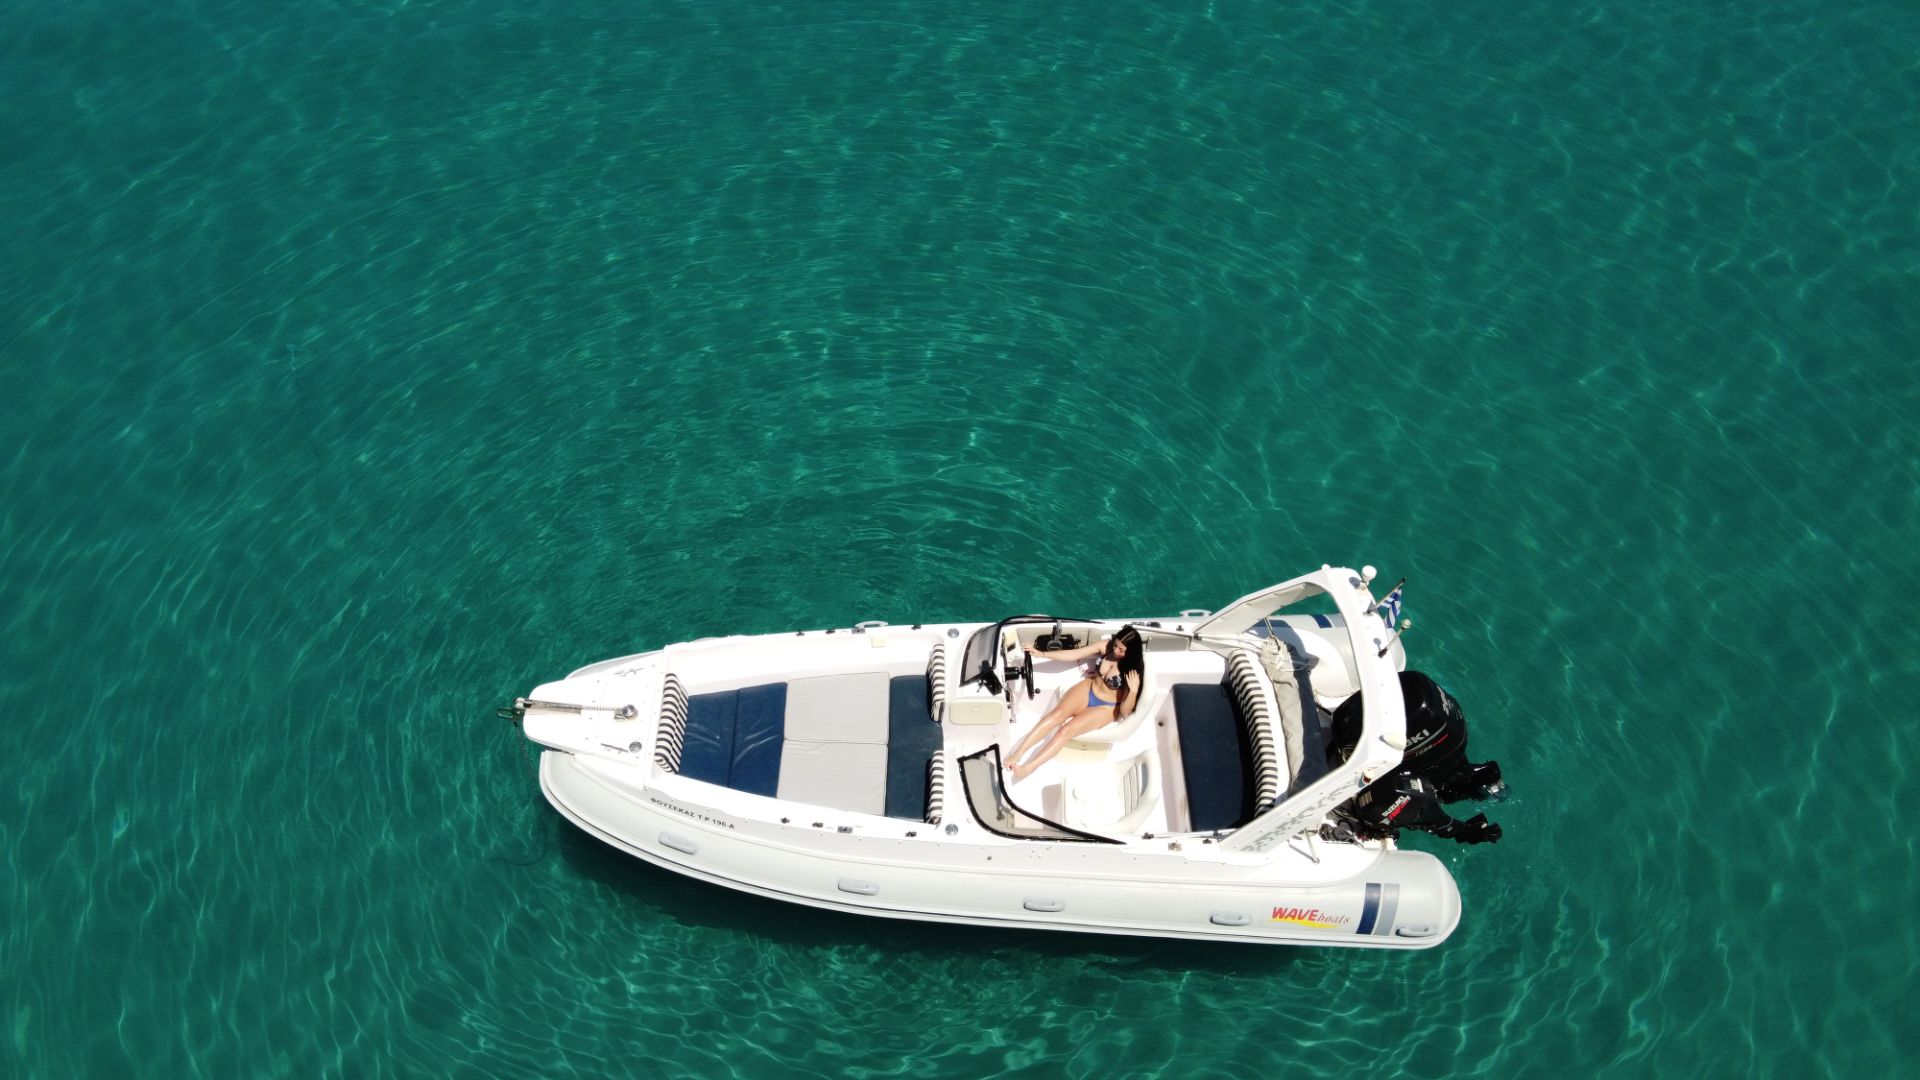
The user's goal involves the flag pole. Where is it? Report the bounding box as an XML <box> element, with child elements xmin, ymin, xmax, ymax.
<box><xmin>1365</xmin><ymin>577</ymin><xmax>1406</xmax><ymax>617</ymax></box>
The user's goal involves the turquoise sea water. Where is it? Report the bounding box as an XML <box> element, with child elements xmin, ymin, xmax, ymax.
<box><xmin>4</xmin><ymin>0</ymin><xmax>1917</xmax><ymax>1075</ymax></box>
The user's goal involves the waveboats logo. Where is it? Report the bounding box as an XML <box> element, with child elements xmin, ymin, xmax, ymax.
<box><xmin>1270</xmin><ymin>906</ymin><xmax>1352</xmax><ymax>929</ymax></box>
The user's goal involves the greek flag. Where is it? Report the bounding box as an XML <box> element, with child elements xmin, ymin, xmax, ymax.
<box><xmin>1377</xmin><ymin>585</ymin><xmax>1404</xmax><ymax>627</ymax></box>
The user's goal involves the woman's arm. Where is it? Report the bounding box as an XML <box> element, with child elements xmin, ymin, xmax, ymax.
<box><xmin>1116</xmin><ymin>670</ymin><xmax>1143</xmax><ymax>717</ymax></box>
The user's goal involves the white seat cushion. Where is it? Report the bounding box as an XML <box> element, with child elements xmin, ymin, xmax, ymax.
<box><xmin>777</xmin><ymin>740</ymin><xmax>888</xmax><ymax>814</ymax></box>
<box><xmin>784</xmin><ymin>672</ymin><xmax>891</xmax><ymax>743</ymax></box>
<box><xmin>947</xmin><ymin>698</ymin><xmax>1005</xmax><ymax>726</ymax></box>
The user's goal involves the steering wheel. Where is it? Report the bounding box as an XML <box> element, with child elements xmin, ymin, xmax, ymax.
<box><xmin>1000</xmin><ymin>640</ymin><xmax>1038</xmax><ymax>703</ymax></box>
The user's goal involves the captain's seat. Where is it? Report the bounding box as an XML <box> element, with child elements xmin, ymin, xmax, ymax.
<box><xmin>1067</xmin><ymin>683</ymin><xmax>1161</xmax><ymax>749</ymax></box>
<box><xmin>1059</xmin><ymin>747</ymin><xmax>1161</xmax><ymax>834</ymax></box>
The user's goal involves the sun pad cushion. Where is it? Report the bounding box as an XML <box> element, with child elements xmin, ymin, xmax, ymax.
<box><xmin>676</xmin><ymin>675</ymin><xmax>914</xmax><ymax>815</ymax></box>
<box><xmin>785</xmin><ymin>672</ymin><xmax>891</xmax><ymax>743</ymax></box>
<box><xmin>777</xmin><ymin>741</ymin><xmax>889</xmax><ymax>815</ymax></box>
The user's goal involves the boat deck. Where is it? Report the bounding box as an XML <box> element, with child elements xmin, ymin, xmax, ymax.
<box><xmin>657</xmin><ymin>629</ymin><xmax>1335</xmax><ymax>839</ymax></box>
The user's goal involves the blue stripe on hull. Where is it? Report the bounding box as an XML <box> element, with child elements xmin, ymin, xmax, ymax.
<box><xmin>1355</xmin><ymin>882</ymin><xmax>1381</xmax><ymax>935</ymax></box>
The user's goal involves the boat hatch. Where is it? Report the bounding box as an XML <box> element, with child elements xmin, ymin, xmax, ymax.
<box><xmin>958</xmin><ymin>748</ymin><xmax>1120</xmax><ymax>844</ymax></box>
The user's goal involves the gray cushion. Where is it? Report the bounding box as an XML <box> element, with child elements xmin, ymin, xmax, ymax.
<box><xmin>784</xmin><ymin>672</ymin><xmax>891</xmax><ymax>743</ymax></box>
<box><xmin>777</xmin><ymin>740</ymin><xmax>889</xmax><ymax>815</ymax></box>
<box><xmin>1261</xmin><ymin>638</ymin><xmax>1306</xmax><ymax>782</ymax></box>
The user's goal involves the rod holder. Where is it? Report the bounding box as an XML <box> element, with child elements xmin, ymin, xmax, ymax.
<box><xmin>1377</xmin><ymin>618</ymin><xmax>1412</xmax><ymax>658</ymax></box>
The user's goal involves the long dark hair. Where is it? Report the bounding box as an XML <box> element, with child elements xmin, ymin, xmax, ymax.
<box><xmin>1106</xmin><ymin>624</ymin><xmax>1146</xmax><ymax>711</ymax></box>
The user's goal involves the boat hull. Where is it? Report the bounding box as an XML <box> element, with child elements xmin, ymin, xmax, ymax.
<box><xmin>541</xmin><ymin>751</ymin><xmax>1461</xmax><ymax>948</ymax></box>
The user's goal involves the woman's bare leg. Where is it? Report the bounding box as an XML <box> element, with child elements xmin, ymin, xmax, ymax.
<box><xmin>1009</xmin><ymin>709</ymin><xmax>1113</xmax><ymax>781</ymax></box>
<box><xmin>1006</xmin><ymin>678</ymin><xmax>1093</xmax><ymax>767</ymax></box>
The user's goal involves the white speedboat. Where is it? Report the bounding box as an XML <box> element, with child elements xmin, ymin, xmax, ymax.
<box><xmin>508</xmin><ymin>565</ymin><xmax>1503</xmax><ymax>949</ymax></box>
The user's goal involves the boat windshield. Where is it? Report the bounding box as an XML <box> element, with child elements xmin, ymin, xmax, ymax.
<box><xmin>957</xmin><ymin>615</ymin><xmax>1059</xmax><ymax>689</ymax></box>
<box><xmin>957</xmin><ymin>747</ymin><xmax>1120</xmax><ymax>844</ymax></box>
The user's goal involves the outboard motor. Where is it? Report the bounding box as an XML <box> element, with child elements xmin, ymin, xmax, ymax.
<box><xmin>1327</xmin><ymin>671</ymin><xmax>1504</xmax><ymax>845</ymax></box>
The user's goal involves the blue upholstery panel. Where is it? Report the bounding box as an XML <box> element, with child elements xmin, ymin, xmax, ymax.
<box><xmin>885</xmin><ymin>675</ymin><xmax>941</xmax><ymax>820</ymax></box>
<box><xmin>729</xmin><ymin>683</ymin><xmax>788</xmax><ymax>798</ymax></box>
<box><xmin>1172</xmin><ymin>681</ymin><xmax>1255</xmax><ymax>831</ymax></box>
<box><xmin>679</xmin><ymin>691</ymin><xmax>739</xmax><ymax>786</ymax></box>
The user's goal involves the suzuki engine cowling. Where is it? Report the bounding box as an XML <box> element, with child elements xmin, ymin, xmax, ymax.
<box><xmin>1329</xmin><ymin>671</ymin><xmax>1505</xmax><ymax>845</ymax></box>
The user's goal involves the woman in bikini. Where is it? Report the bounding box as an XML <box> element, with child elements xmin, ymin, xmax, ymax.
<box><xmin>1003</xmin><ymin>624</ymin><xmax>1145</xmax><ymax>782</ymax></box>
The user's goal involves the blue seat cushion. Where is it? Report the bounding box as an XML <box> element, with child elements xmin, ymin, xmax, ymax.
<box><xmin>885</xmin><ymin>675</ymin><xmax>941</xmax><ymax>819</ymax></box>
<box><xmin>1172</xmin><ymin>681</ymin><xmax>1255</xmax><ymax>831</ymax></box>
<box><xmin>679</xmin><ymin>691</ymin><xmax>739</xmax><ymax>786</ymax></box>
<box><xmin>680</xmin><ymin>684</ymin><xmax>788</xmax><ymax>794</ymax></box>
<box><xmin>729</xmin><ymin>683</ymin><xmax>787</xmax><ymax>797</ymax></box>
